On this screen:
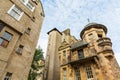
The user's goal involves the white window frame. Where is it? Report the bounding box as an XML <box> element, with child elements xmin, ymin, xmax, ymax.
<box><xmin>20</xmin><ymin>0</ymin><xmax>35</xmax><ymax>11</ymax></box>
<box><xmin>7</xmin><ymin>5</ymin><xmax>24</xmax><ymax>21</ymax></box>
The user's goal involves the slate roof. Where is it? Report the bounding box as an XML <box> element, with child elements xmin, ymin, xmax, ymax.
<box><xmin>70</xmin><ymin>40</ymin><xmax>88</xmax><ymax>50</ymax></box>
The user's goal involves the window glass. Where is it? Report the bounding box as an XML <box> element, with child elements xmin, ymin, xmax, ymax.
<box><xmin>20</xmin><ymin>0</ymin><xmax>34</xmax><ymax>11</ymax></box>
<box><xmin>26</xmin><ymin>2</ymin><xmax>34</xmax><ymax>11</ymax></box>
<box><xmin>25</xmin><ymin>28</ymin><xmax>31</xmax><ymax>34</ymax></box>
<box><xmin>98</xmin><ymin>34</ymin><xmax>102</xmax><ymax>39</ymax></box>
<box><xmin>78</xmin><ymin>49</ymin><xmax>84</xmax><ymax>59</ymax></box>
<box><xmin>17</xmin><ymin>45</ymin><xmax>24</xmax><ymax>54</ymax></box>
<box><xmin>75</xmin><ymin>67</ymin><xmax>81</xmax><ymax>80</ymax></box>
<box><xmin>0</xmin><ymin>38</ymin><xmax>3</xmax><ymax>44</ymax></box>
<box><xmin>2</xmin><ymin>32</ymin><xmax>12</xmax><ymax>41</ymax></box>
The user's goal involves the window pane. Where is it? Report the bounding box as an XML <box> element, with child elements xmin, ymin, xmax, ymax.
<box><xmin>26</xmin><ymin>2</ymin><xmax>34</xmax><ymax>11</ymax></box>
<box><xmin>8</xmin><ymin>5</ymin><xmax>23</xmax><ymax>20</ymax></box>
<box><xmin>0</xmin><ymin>38</ymin><xmax>3</xmax><ymax>45</ymax></box>
<box><xmin>17</xmin><ymin>45</ymin><xmax>23</xmax><ymax>54</ymax></box>
<box><xmin>2</xmin><ymin>32</ymin><xmax>12</xmax><ymax>41</ymax></box>
<box><xmin>78</xmin><ymin>50</ymin><xmax>84</xmax><ymax>59</ymax></box>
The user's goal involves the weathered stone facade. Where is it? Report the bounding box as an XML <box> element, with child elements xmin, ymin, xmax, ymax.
<box><xmin>45</xmin><ymin>23</ymin><xmax>120</xmax><ymax>80</ymax></box>
<box><xmin>0</xmin><ymin>0</ymin><xmax>44</xmax><ymax>80</ymax></box>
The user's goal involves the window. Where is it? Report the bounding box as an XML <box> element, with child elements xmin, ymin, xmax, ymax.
<box><xmin>63</xmin><ymin>51</ymin><xmax>66</xmax><ymax>58</ymax></box>
<box><xmin>20</xmin><ymin>0</ymin><xmax>35</xmax><ymax>11</ymax></box>
<box><xmin>0</xmin><ymin>31</ymin><xmax>13</xmax><ymax>48</ymax></box>
<box><xmin>26</xmin><ymin>2</ymin><xmax>34</xmax><ymax>11</ymax></box>
<box><xmin>78</xmin><ymin>49</ymin><xmax>84</xmax><ymax>59</ymax></box>
<box><xmin>17</xmin><ymin>45</ymin><xmax>24</xmax><ymax>54</ymax></box>
<box><xmin>85</xmin><ymin>64</ymin><xmax>94</xmax><ymax>79</ymax></box>
<box><xmin>0</xmin><ymin>22</ymin><xmax>5</xmax><ymax>31</ymax></box>
<box><xmin>4</xmin><ymin>72</ymin><xmax>12</xmax><ymax>80</ymax></box>
<box><xmin>88</xmin><ymin>33</ymin><xmax>94</xmax><ymax>40</ymax></box>
<box><xmin>75</xmin><ymin>67</ymin><xmax>81</xmax><ymax>80</ymax></box>
<box><xmin>8</xmin><ymin>5</ymin><xmax>23</xmax><ymax>20</ymax></box>
<box><xmin>63</xmin><ymin>68</ymin><xmax>67</xmax><ymax>80</ymax></box>
<box><xmin>25</xmin><ymin>28</ymin><xmax>31</xmax><ymax>34</ymax></box>
<box><xmin>98</xmin><ymin>34</ymin><xmax>102</xmax><ymax>39</ymax></box>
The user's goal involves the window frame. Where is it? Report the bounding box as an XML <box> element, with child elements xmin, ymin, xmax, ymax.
<box><xmin>7</xmin><ymin>5</ymin><xmax>24</xmax><ymax>21</ymax></box>
<box><xmin>0</xmin><ymin>31</ymin><xmax>13</xmax><ymax>48</ymax></box>
<box><xmin>98</xmin><ymin>34</ymin><xmax>102</xmax><ymax>39</ymax></box>
<box><xmin>4</xmin><ymin>72</ymin><xmax>12</xmax><ymax>80</ymax></box>
<box><xmin>17</xmin><ymin>45</ymin><xmax>24</xmax><ymax>54</ymax></box>
<box><xmin>85</xmin><ymin>64</ymin><xmax>94</xmax><ymax>79</ymax></box>
<box><xmin>78</xmin><ymin>49</ymin><xmax>84</xmax><ymax>59</ymax></box>
<box><xmin>20</xmin><ymin>0</ymin><xmax>35</xmax><ymax>11</ymax></box>
<box><xmin>25</xmin><ymin>27</ymin><xmax>31</xmax><ymax>35</ymax></box>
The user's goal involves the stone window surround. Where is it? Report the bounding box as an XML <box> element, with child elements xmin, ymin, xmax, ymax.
<box><xmin>20</xmin><ymin>0</ymin><xmax>35</xmax><ymax>12</ymax></box>
<box><xmin>7</xmin><ymin>4</ymin><xmax>24</xmax><ymax>21</ymax></box>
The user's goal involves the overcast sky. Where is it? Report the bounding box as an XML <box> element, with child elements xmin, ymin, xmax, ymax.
<box><xmin>38</xmin><ymin>0</ymin><xmax>120</xmax><ymax>65</ymax></box>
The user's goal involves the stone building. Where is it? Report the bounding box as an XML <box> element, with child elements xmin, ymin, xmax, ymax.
<box><xmin>0</xmin><ymin>0</ymin><xmax>44</xmax><ymax>80</ymax></box>
<box><xmin>45</xmin><ymin>23</ymin><xmax>120</xmax><ymax>80</ymax></box>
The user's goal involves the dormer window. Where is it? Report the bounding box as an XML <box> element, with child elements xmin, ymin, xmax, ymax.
<box><xmin>78</xmin><ymin>49</ymin><xmax>84</xmax><ymax>59</ymax></box>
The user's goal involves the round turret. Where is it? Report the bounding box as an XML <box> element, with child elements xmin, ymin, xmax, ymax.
<box><xmin>80</xmin><ymin>23</ymin><xmax>107</xmax><ymax>41</ymax></box>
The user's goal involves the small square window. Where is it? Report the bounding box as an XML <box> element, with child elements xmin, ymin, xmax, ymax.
<box><xmin>25</xmin><ymin>28</ymin><xmax>31</xmax><ymax>34</ymax></box>
<box><xmin>4</xmin><ymin>72</ymin><xmax>12</xmax><ymax>80</ymax></box>
<box><xmin>17</xmin><ymin>45</ymin><xmax>24</xmax><ymax>54</ymax></box>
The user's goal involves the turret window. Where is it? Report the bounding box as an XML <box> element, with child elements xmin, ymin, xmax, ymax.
<box><xmin>88</xmin><ymin>33</ymin><xmax>94</xmax><ymax>40</ymax></box>
<box><xmin>98</xmin><ymin>34</ymin><xmax>102</xmax><ymax>39</ymax></box>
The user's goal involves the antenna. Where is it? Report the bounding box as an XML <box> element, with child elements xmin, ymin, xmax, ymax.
<box><xmin>87</xmin><ymin>18</ymin><xmax>90</xmax><ymax>23</ymax></box>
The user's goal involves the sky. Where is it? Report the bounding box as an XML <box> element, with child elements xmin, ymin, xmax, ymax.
<box><xmin>38</xmin><ymin>0</ymin><xmax>120</xmax><ymax>65</ymax></box>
